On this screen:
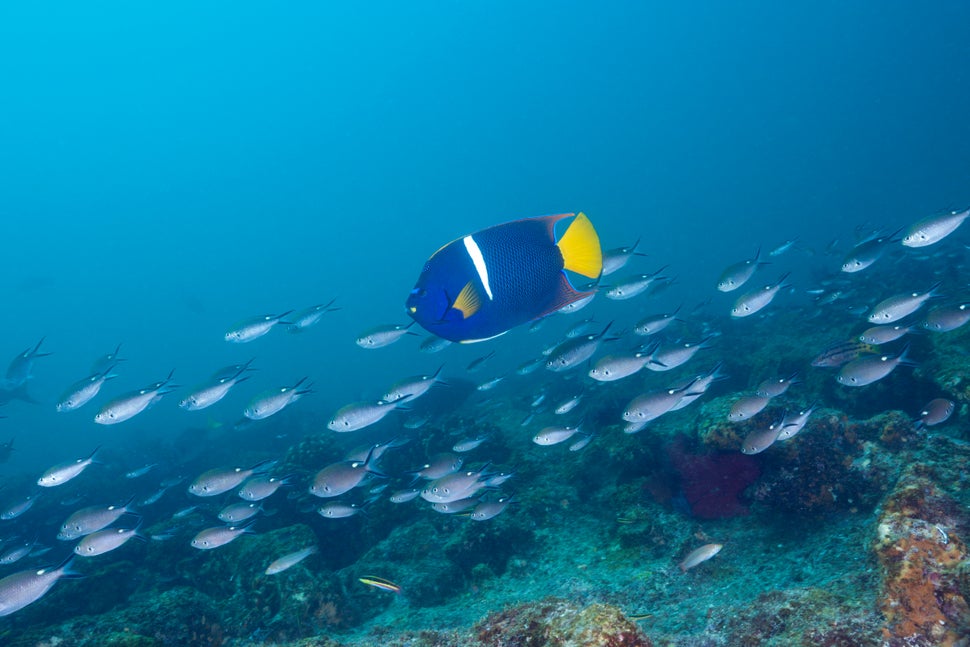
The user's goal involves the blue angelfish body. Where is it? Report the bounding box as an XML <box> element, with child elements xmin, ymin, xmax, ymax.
<box><xmin>406</xmin><ymin>213</ymin><xmax>602</xmax><ymax>342</ymax></box>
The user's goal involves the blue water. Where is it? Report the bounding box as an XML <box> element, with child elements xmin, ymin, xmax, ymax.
<box><xmin>1</xmin><ymin>2</ymin><xmax>969</xmax><ymax>643</ymax></box>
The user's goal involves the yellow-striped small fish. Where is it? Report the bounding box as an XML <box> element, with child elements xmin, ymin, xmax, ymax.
<box><xmin>359</xmin><ymin>575</ymin><xmax>401</xmax><ymax>593</ymax></box>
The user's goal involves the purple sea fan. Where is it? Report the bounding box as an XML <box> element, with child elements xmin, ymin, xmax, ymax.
<box><xmin>668</xmin><ymin>436</ymin><xmax>761</xmax><ymax>519</ymax></box>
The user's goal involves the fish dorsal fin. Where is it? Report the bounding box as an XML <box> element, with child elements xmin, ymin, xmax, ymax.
<box><xmin>557</xmin><ymin>212</ymin><xmax>603</xmax><ymax>280</ymax></box>
<box><xmin>452</xmin><ymin>281</ymin><xmax>482</xmax><ymax>319</ymax></box>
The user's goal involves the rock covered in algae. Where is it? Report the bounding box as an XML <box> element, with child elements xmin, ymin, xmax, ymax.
<box><xmin>472</xmin><ymin>597</ymin><xmax>652</xmax><ymax>647</ymax></box>
<box><xmin>874</xmin><ymin>468</ymin><xmax>970</xmax><ymax>645</ymax></box>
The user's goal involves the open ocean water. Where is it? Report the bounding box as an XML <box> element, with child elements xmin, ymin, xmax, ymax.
<box><xmin>1</xmin><ymin>3</ymin><xmax>969</xmax><ymax>646</ymax></box>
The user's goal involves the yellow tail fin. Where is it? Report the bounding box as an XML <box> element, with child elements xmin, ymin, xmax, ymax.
<box><xmin>557</xmin><ymin>212</ymin><xmax>602</xmax><ymax>279</ymax></box>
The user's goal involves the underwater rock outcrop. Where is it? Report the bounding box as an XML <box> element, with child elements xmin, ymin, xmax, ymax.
<box><xmin>874</xmin><ymin>466</ymin><xmax>970</xmax><ymax>645</ymax></box>
<box><xmin>472</xmin><ymin>598</ymin><xmax>653</xmax><ymax>647</ymax></box>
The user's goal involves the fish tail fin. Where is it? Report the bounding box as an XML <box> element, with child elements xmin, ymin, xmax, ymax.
<box><xmin>54</xmin><ymin>554</ymin><xmax>84</xmax><ymax>579</ymax></box>
<box><xmin>123</xmin><ymin>494</ymin><xmax>140</xmax><ymax>514</ymax></box>
<box><xmin>556</xmin><ymin>212</ymin><xmax>602</xmax><ymax>279</ymax></box>
<box><xmin>249</xmin><ymin>458</ymin><xmax>278</xmax><ymax>474</ymax></box>
<box><xmin>898</xmin><ymin>343</ymin><xmax>919</xmax><ymax>367</ymax></box>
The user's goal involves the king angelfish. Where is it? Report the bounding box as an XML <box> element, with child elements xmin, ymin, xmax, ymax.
<box><xmin>406</xmin><ymin>213</ymin><xmax>603</xmax><ymax>343</ymax></box>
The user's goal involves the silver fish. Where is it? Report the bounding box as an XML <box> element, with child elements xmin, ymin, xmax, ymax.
<box><xmin>605</xmin><ymin>266</ymin><xmax>668</xmax><ymax>300</ymax></box>
<box><xmin>90</xmin><ymin>343</ymin><xmax>124</xmax><ymax>375</ymax></box>
<box><xmin>728</xmin><ymin>395</ymin><xmax>770</xmax><ymax>421</ymax></box>
<box><xmin>466</xmin><ymin>351</ymin><xmax>496</xmax><ymax>372</ymax></box>
<box><xmin>141</xmin><ymin>487</ymin><xmax>168</xmax><ymax>507</ymax></box>
<box><xmin>238</xmin><ymin>475</ymin><xmax>291</xmax><ymax>501</ymax></box>
<box><xmin>568</xmin><ymin>433</ymin><xmax>594</xmax><ymax>451</ymax></box>
<box><xmin>867</xmin><ymin>282</ymin><xmax>941</xmax><ymax>324</ymax></box>
<box><xmin>533</xmin><ymin>424</ymin><xmax>584</xmax><ymax>446</ymax></box>
<box><xmin>601</xmin><ymin>239</ymin><xmax>644</xmax><ymax>276</ymax></box>
<box><xmin>172</xmin><ymin>506</ymin><xmax>198</xmax><ymax>519</ymax></box>
<box><xmin>769</xmin><ymin>238</ymin><xmax>798</xmax><ymax>257</ymax></box>
<box><xmin>265</xmin><ymin>545</ymin><xmax>317</xmax><ymax>575</ymax></box>
<box><xmin>755</xmin><ymin>372</ymin><xmax>799</xmax><ymax>398</ymax></box>
<box><xmin>344</xmin><ymin>438</ymin><xmax>409</xmax><ymax>464</ymax></box>
<box><xmin>318</xmin><ymin>503</ymin><xmax>365</xmax><ymax>519</ymax></box>
<box><xmin>5</xmin><ymin>338</ymin><xmax>50</xmax><ymax>388</ymax></box>
<box><xmin>554</xmin><ymin>394</ymin><xmax>583</xmax><ymax>415</ymax></box>
<box><xmin>840</xmin><ymin>229</ymin><xmax>900</xmax><ymax>273</ymax></box>
<box><xmin>355</xmin><ymin>322</ymin><xmax>416</xmax><ymax>348</ymax></box>
<box><xmin>515</xmin><ymin>357</ymin><xmax>545</xmax><ymax>375</ymax></box>
<box><xmin>93</xmin><ymin>371</ymin><xmax>177</xmax><ymax>425</ymax></box>
<box><xmin>421</xmin><ymin>467</ymin><xmax>491</xmax><ymax>503</ymax></box>
<box><xmin>419</xmin><ymin>335</ymin><xmax>452</xmax><ymax>353</ymax></box>
<box><xmin>38</xmin><ymin>447</ymin><xmax>100</xmax><ymax>487</ymax></box>
<box><xmin>125</xmin><ymin>463</ymin><xmax>157</xmax><ymax>479</ymax></box>
<box><xmin>188</xmin><ymin>459</ymin><xmax>275</xmax><ymax>497</ymax></box>
<box><xmin>588</xmin><ymin>352</ymin><xmax>651</xmax><ymax>382</ymax></box>
<box><xmin>225</xmin><ymin>311</ymin><xmax>292</xmax><ymax>343</ymax></box>
<box><xmin>0</xmin><ymin>495</ymin><xmax>39</xmax><ymax>520</ymax></box>
<box><xmin>244</xmin><ymin>378</ymin><xmax>312</xmax><ymax>420</ymax></box>
<box><xmin>679</xmin><ymin>543</ymin><xmax>723</xmax><ymax>572</ymax></box>
<box><xmin>453</xmin><ymin>434</ymin><xmax>490</xmax><ymax>453</ymax></box>
<box><xmin>922</xmin><ymin>303</ymin><xmax>970</xmax><ymax>333</ymax></box>
<box><xmin>403</xmin><ymin>413</ymin><xmax>431</xmax><ymax>429</ymax></box>
<box><xmin>717</xmin><ymin>248</ymin><xmax>762</xmax><ymax>292</ymax></box>
<box><xmin>55</xmin><ymin>368</ymin><xmax>117</xmax><ymax>413</ymax></box>
<box><xmin>648</xmin><ymin>338</ymin><xmax>711</xmax><ymax>372</ymax></box>
<box><xmin>565</xmin><ymin>317</ymin><xmax>599</xmax><ymax>339</ymax></box>
<box><xmin>470</xmin><ymin>495</ymin><xmax>515</xmax><ymax>521</ymax></box>
<box><xmin>482</xmin><ymin>471</ymin><xmax>515</xmax><ymax>487</ymax></box>
<box><xmin>0</xmin><ymin>556</ymin><xmax>79</xmax><ymax>616</ymax></box>
<box><xmin>836</xmin><ymin>344</ymin><xmax>914</xmax><ymax>386</ymax></box>
<box><xmin>389</xmin><ymin>488</ymin><xmax>422</xmax><ymax>504</ymax></box>
<box><xmin>309</xmin><ymin>452</ymin><xmax>383</xmax><ymax>498</ymax></box>
<box><xmin>917</xmin><ymin>398</ymin><xmax>954</xmax><ymax>427</ymax></box>
<box><xmin>633</xmin><ymin>307</ymin><xmax>681</xmax><ymax>336</ymax></box>
<box><xmin>740</xmin><ymin>419</ymin><xmax>785</xmax><ymax>454</ymax></box>
<box><xmin>901</xmin><ymin>208</ymin><xmax>970</xmax><ymax>247</ymax></box>
<box><xmin>776</xmin><ymin>403</ymin><xmax>817</xmax><ymax>441</ymax></box>
<box><xmin>546</xmin><ymin>323</ymin><xmax>614</xmax><ymax>372</ymax></box>
<box><xmin>555</xmin><ymin>293</ymin><xmax>596</xmax><ymax>314</ymax></box>
<box><xmin>180</xmin><ymin>372</ymin><xmax>250</xmax><ymax>411</ymax></box>
<box><xmin>0</xmin><ymin>539</ymin><xmax>37</xmax><ymax>565</ymax></box>
<box><xmin>858</xmin><ymin>324</ymin><xmax>912</xmax><ymax>345</ymax></box>
<box><xmin>383</xmin><ymin>366</ymin><xmax>445</xmax><ymax>403</ymax></box>
<box><xmin>622</xmin><ymin>381</ymin><xmax>699</xmax><ymax>423</ymax></box>
<box><xmin>328</xmin><ymin>399</ymin><xmax>401</xmax><ymax>432</ymax></box>
<box><xmin>74</xmin><ymin>526</ymin><xmax>145</xmax><ymax>557</ymax></box>
<box><xmin>58</xmin><ymin>497</ymin><xmax>135</xmax><ymax>540</ymax></box>
<box><xmin>477</xmin><ymin>376</ymin><xmax>505</xmax><ymax>391</ymax></box>
<box><xmin>218</xmin><ymin>502</ymin><xmax>262</xmax><ymax>523</ymax></box>
<box><xmin>669</xmin><ymin>363</ymin><xmax>727</xmax><ymax>412</ymax></box>
<box><xmin>190</xmin><ymin>522</ymin><xmax>255</xmax><ymax>550</ymax></box>
<box><xmin>287</xmin><ymin>299</ymin><xmax>339</xmax><ymax>333</ymax></box>
<box><xmin>730</xmin><ymin>272</ymin><xmax>791</xmax><ymax>318</ymax></box>
<box><xmin>210</xmin><ymin>359</ymin><xmax>256</xmax><ymax>382</ymax></box>
<box><xmin>411</xmin><ymin>453</ymin><xmax>463</xmax><ymax>480</ymax></box>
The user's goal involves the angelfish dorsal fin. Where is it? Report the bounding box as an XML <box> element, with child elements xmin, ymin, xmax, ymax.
<box><xmin>452</xmin><ymin>281</ymin><xmax>482</xmax><ymax>319</ymax></box>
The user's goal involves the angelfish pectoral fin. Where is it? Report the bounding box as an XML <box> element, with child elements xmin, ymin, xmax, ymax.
<box><xmin>451</xmin><ymin>281</ymin><xmax>483</xmax><ymax>319</ymax></box>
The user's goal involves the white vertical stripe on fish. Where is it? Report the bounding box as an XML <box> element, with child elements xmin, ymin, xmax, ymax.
<box><xmin>463</xmin><ymin>235</ymin><xmax>493</xmax><ymax>300</ymax></box>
